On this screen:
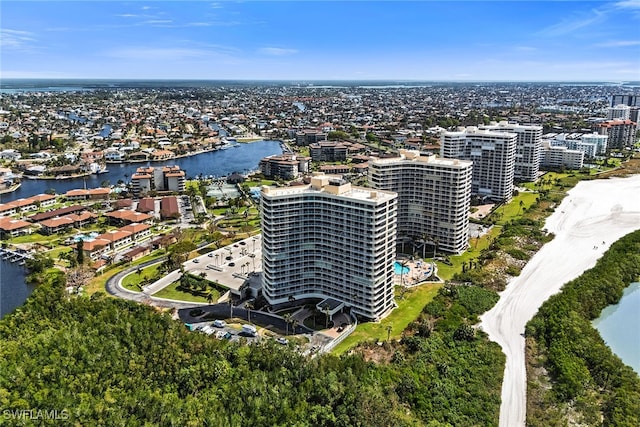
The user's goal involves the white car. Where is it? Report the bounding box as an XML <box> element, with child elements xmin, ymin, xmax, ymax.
<box><xmin>215</xmin><ymin>330</ymin><xmax>226</xmax><ymax>339</ymax></box>
<box><xmin>213</xmin><ymin>319</ymin><xmax>226</xmax><ymax>328</ymax></box>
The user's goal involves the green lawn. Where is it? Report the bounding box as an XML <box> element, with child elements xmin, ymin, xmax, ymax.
<box><xmin>244</xmin><ymin>179</ymin><xmax>276</xmax><ymax>187</ymax></box>
<box><xmin>332</xmin><ymin>283</ymin><xmax>442</xmax><ymax>355</ymax></box>
<box><xmin>121</xmin><ymin>263</ymin><xmax>164</xmax><ymax>291</ymax></box>
<box><xmin>9</xmin><ymin>232</ymin><xmax>61</xmax><ymax>245</ymax></box>
<box><xmin>496</xmin><ymin>191</ymin><xmax>539</xmax><ymax>225</ymax></box>
<box><xmin>434</xmin><ymin>226</ymin><xmax>501</xmax><ymax>281</ymax></box>
<box><xmin>152</xmin><ymin>281</ymin><xmax>209</xmax><ymax>303</ymax></box>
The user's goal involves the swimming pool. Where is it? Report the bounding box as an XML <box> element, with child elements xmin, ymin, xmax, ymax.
<box><xmin>394</xmin><ymin>262</ymin><xmax>410</xmax><ymax>275</ymax></box>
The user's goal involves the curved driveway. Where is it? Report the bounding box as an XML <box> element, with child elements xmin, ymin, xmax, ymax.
<box><xmin>480</xmin><ymin>175</ymin><xmax>640</xmax><ymax>427</ymax></box>
<box><xmin>105</xmin><ymin>257</ymin><xmax>206</xmax><ymax>310</ymax></box>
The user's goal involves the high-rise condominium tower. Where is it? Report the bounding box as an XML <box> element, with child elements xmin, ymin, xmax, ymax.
<box><xmin>369</xmin><ymin>150</ymin><xmax>473</xmax><ymax>254</ymax></box>
<box><xmin>441</xmin><ymin>127</ymin><xmax>517</xmax><ymax>202</ymax></box>
<box><xmin>260</xmin><ymin>174</ymin><xmax>398</xmax><ymax>320</ymax></box>
<box><xmin>478</xmin><ymin>121</ymin><xmax>542</xmax><ymax>182</ymax></box>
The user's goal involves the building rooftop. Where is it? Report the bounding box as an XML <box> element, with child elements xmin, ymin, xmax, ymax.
<box><xmin>261</xmin><ymin>173</ymin><xmax>396</xmax><ymax>203</ymax></box>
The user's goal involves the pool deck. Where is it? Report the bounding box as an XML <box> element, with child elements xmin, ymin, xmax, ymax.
<box><xmin>395</xmin><ymin>259</ymin><xmax>439</xmax><ymax>286</ymax></box>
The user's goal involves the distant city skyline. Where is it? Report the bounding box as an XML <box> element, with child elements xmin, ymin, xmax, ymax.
<box><xmin>2</xmin><ymin>1</ymin><xmax>639</xmax><ymax>82</ymax></box>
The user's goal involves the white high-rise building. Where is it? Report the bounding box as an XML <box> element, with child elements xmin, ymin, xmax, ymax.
<box><xmin>441</xmin><ymin>127</ymin><xmax>517</xmax><ymax>202</ymax></box>
<box><xmin>607</xmin><ymin>104</ymin><xmax>631</xmax><ymax>120</ymax></box>
<box><xmin>580</xmin><ymin>133</ymin><xmax>608</xmax><ymax>156</ymax></box>
<box><xmin>260</xmin><ymin>174</ymin><xmax>398</xmax><ymax>320</ymax></box>
<box><xmin>369</xmin><ymin>150</ymin><xmax>473</xmax><ymax>254</ymax></box>
<box><xmin>478</xmin><ymin>121</ymin><xmax>542</xmax><ymax>182</ymax></box>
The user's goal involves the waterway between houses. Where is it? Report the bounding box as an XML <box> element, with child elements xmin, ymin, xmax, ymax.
<box><xmin>0</xmin><ymin>140</ymin><xmax>282</xmax><ymax>318</ymax></box>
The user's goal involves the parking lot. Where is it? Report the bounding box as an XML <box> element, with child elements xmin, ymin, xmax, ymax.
<box><xmin>184</xmin><ymin>235</ymin><xmax>263</xmax><ymax>295</ymax></box>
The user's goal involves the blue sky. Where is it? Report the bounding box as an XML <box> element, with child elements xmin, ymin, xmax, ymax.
<box><xmin>2</xmin><ymin>1</ymin><xmax>639</xmax><ymax>81</ymax></box>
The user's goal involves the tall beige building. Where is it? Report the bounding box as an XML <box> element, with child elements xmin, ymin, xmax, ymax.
<box><xmin>260</xmin><ymin>174</ymin><xmax>398</xmax><ymax>320</ymax></box>
<box><xmin>369</xmin><ymin>150</ymin><xmax>473</xmax><ymax>254</ymax></box>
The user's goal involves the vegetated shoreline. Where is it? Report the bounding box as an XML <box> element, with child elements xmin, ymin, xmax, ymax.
<box><xmin>478</xmin><ymin>171</ymin><xmax>640</xmax><ymax>427</ymax></box>
<box><xmin>525</xmin><ymin>230</ymin><xmax>640</xmax><ymax>426</ymax></box>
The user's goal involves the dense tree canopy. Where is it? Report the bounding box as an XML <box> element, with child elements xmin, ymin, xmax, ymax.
<box><xmin>526</xmin><ymin>230</ymin><xmax>640</xmax><ymax>426</ymax></box>
<box><xmin>0</xmin><ymin>271</ymin><xmax>509</xmax><ymax>426</ymax></box>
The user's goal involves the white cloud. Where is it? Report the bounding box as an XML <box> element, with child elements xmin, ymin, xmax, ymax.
<box><xmin>106</xmin><ymin>47</ymin><xmax>212</xmax><ymax>60</ymax></box>
<box><xmin>140</xmin><ymin>20</ymin><xmax>173</xmax><ymax>25</ymax></box>
<box><xmin>614</xmin><ymin>0</ymin><xmax>640</xmax><ymax>10</ymax></box>
<box><xmin>595</xmin><ymin>40</ymin><xmax>640</xmax><ymax>47</ymax></box>
<box><xmin>258</xmin><ymin>47</ymin><xmax>298</xmax><ymax>56</ymax></box>
<box><xmin>0</xmin><ymin>29</ymin><xmax>36</xmax><ymax>50</ymax></box>
<box><xmin>210</xmin><ymin>2</ymin><xmax>224</xmax><ymax>9</ymax></box>
<box><xmin>538</xmin><ymin>8</ymin><xmax>605</xmax><ymax>37</ymax></box>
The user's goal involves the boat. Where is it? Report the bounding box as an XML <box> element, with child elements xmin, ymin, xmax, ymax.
<box><xmin>0</xmin><ymin>182</ymin><xmax>21</xmax><ymax>194</ymax></box>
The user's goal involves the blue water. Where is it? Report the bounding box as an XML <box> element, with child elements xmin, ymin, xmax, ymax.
<box><xmin>592</xmin><ymin>282</ymin><xmax>640</xmax><ymax>373</ymax></box>
<box><xmin>0</xmin><ymin>259</ymin><xmax>32</xmax><ymax>319</ymax></box>
<box><xmin>100</xmin><ymin>124</ymin><xmax>112</xmax><ymax>138</ymax></box>
<box><xmin>0</xmin><ymin>140</ymin><xmax>283</xmax><ymax>316</ymax></box>
<box><xmin>394</xmin><ymin>262</ymin><xmax>410</xmax><ymax>275</ymax></box>
<box><xmin>0</xmin><ymin>140</ymin><xmax>282</xmax><ymax>203</ymax></box>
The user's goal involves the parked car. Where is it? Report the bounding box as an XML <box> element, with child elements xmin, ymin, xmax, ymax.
<box><xmin>276</xmin><ymin>337</ymin><xmax>289</xmax><ymax>345</ymax></box>
<box><xmin>242</xmin><ymin>324</ymin><xmax>257</xmax><ymax>337</ymax></box>
<box><xmin>193</xmin><ymin>258</ymin><xmax>199</xmax><ymax>263</ymax></box>
<box><xmin>213</xmin><ymin>319</ymin><xmax>226</xmax><ymax>328</ymax></box>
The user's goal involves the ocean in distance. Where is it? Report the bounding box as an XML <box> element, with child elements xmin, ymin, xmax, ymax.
<box><xmin>2</xmin><ymin>78</ymin><xmax>632</xmax><ymax>93</ymax></box>
<box><xmin>592</xmin><ymin>282</ymin><xmax>640</xmax><ymax>374</ymax></box>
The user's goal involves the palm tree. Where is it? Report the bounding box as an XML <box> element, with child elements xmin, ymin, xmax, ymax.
<box><xmin>245</xmin><ymin>301</ymin><xmax>254</xmax><ymax>323</ymax></box>
<box><xmin>399</xmin><ymin>259</ymin><xmax>409</xmax><ymax>286</ymax></box>
<box><xmin>323</xmin><ymin>304</ymin><xmax>331</xmax><ymax>329</ymax></box>
<box><xmin>228</xmin><ymin>299</ymin><xmax>234</xmax><ymax>319</ymax></box>
<box><xmin>291</xmin><ymin>319</ymin><xmax>299</xmax><ymax>335</ymax></box>
<box><xmin>386</xmin><ymin>324</ymin><xmax>393</xmax><ymax>342</ymax></box>
<box><xmin>206</xmin><ymin>290</ymin><xmax>215</xmax><ymax>305</ymax></box>
<box><xmin>283</xmin><ymin>313</ymin><xmax>291</xmax><ymax>335</ymax></box>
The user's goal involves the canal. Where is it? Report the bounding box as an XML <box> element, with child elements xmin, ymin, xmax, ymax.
<box><xmin>0</xmin><ymin>140</ymin><xmax>282</xmax><ymax>318</ymax></box>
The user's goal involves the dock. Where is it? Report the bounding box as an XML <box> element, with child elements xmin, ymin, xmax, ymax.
<box><xmin>0</xmin><ymin>248</ymin><xmax>33</xmax><ymax>265</ymax></box>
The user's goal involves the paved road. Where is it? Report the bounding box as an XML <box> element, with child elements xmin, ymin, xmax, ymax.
<box><xmin>480</xmin><ymin>175</ymin><xmax>640</xmax><ymax>427</ymax></box>
<box><xmin>104</xmin><ymin>257</ymin><xmax>206</xmax><ymax>311</ymax></box>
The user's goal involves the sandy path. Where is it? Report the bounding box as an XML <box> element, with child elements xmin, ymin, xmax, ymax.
<box><xmin>479</xmin><ymin>175</ymin><xmax>640</xmax><ymax>427</ymax></box>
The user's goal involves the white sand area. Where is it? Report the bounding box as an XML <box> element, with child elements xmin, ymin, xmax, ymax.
<box><xmin>480</xmin><ymin>175</ymin><xmax>640</xmax><ymax>427</ymax></box>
